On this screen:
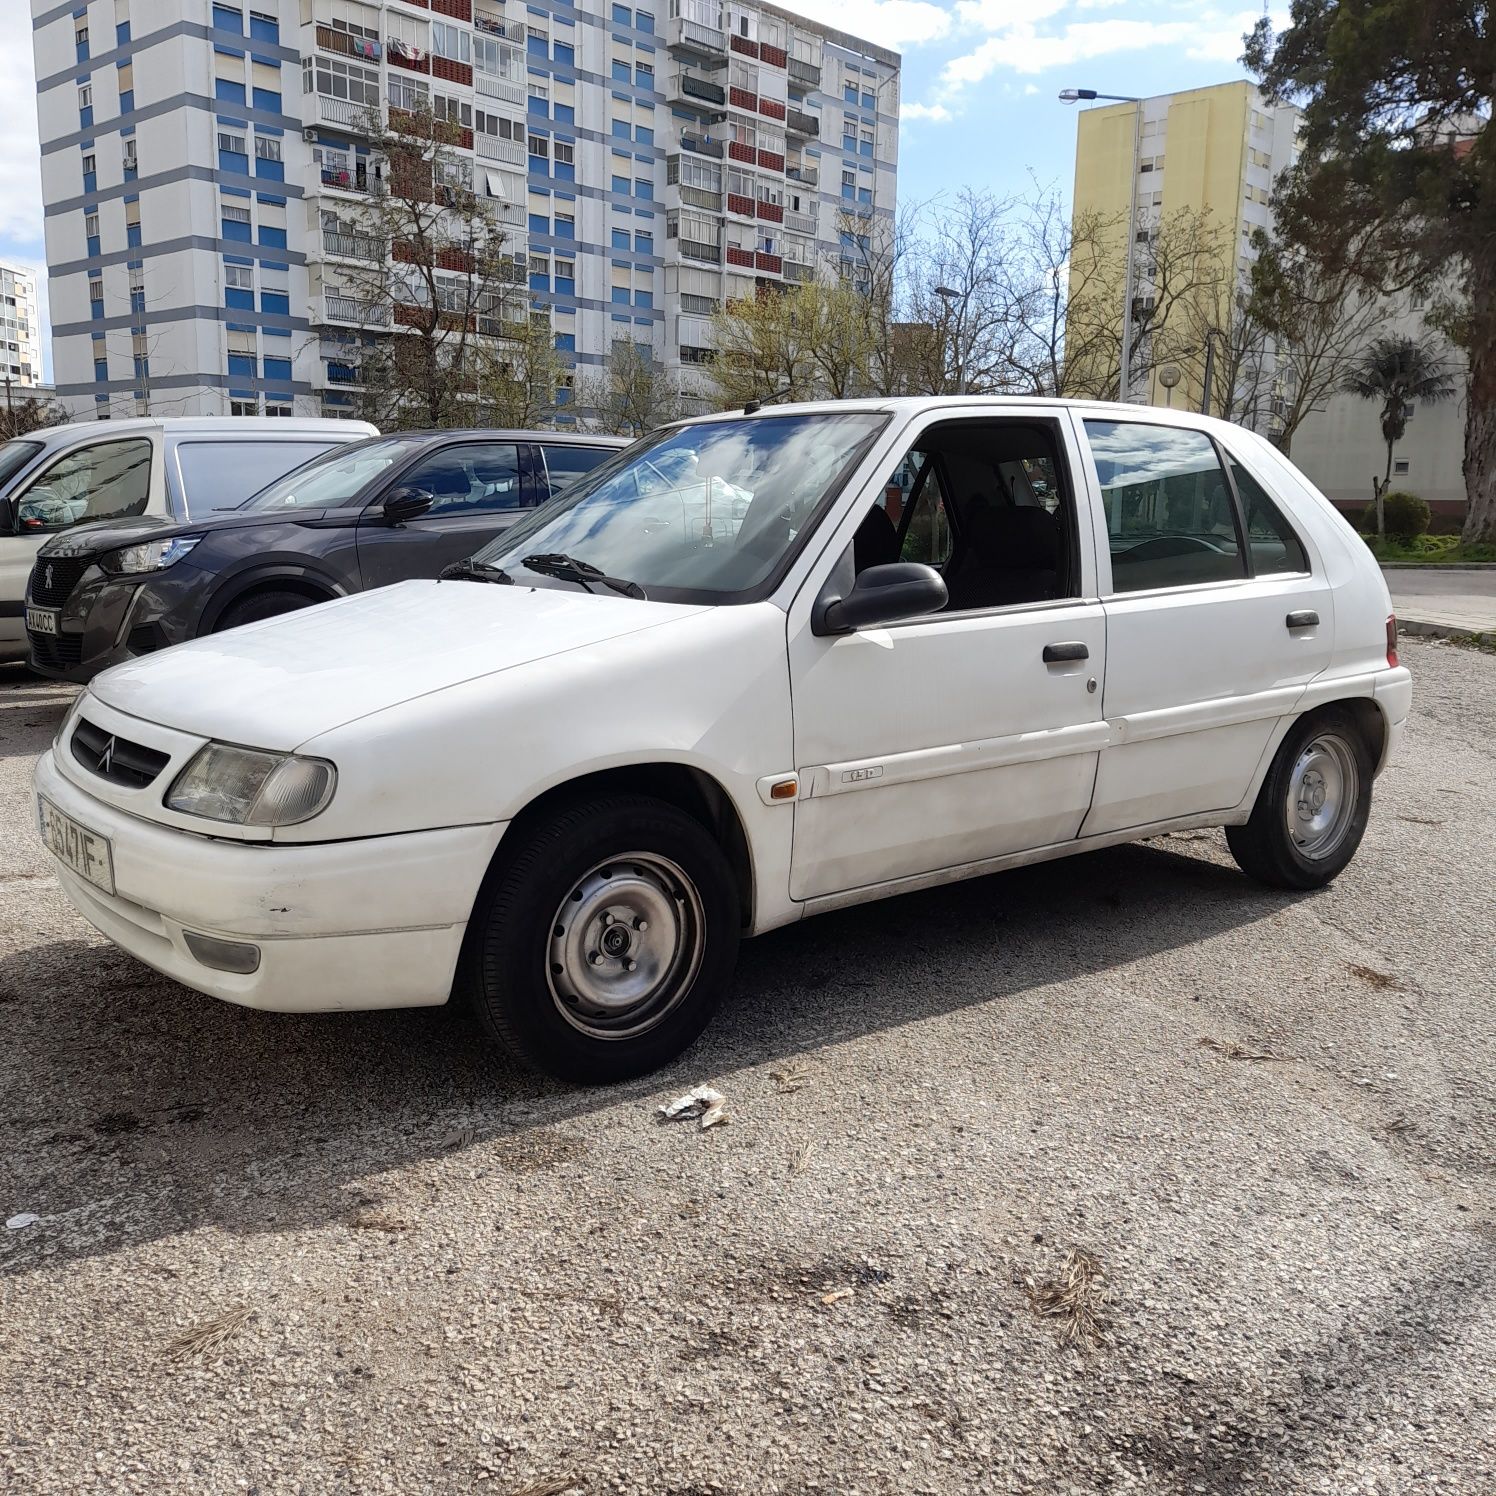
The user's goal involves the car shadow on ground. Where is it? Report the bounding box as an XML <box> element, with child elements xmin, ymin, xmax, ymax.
<box><xmin>0</xmin><ymin>834</ymin><xmax>1305</xmax><ymax>1276</ymax></box>
<box><xmin>0</xmin><ymin>665</ymin><xmax>75</xmax><ymax>762</ymax></box>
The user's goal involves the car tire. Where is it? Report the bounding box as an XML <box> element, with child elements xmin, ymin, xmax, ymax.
<box><xmin>459</xmin><ymin>793</ymin><xmax>741</xmax><ymax>1084</ymax></box>
<box><xmin>213</xmin><ymin>589</ymin><xmax>318</xmax><ymax>633</ymax></box>
<box><xmin>1225</xmin><ymin>706</ymin><xmax>1375</xmax><ymax>890</ymax></box>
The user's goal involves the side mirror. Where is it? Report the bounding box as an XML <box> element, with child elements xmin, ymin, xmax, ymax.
<box><xmin>813</xmin><ymin>562</ymin><xmax>948</xmax><ymax>636</ymax></box>
<box><xmin>382</xmin><ymin>486</ymin><xmax>434</xmax><ymax>526</ymax></box>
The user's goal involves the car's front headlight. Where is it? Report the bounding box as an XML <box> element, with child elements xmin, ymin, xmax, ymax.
<box><xmin>166</xmin><ymin>743</ymin><xmax>337</xmax><ymax>826</ymax></box>
<box><xmin>99</xmin><ymin>536</ymin><xmax>202</xmax><ymax>576</ymax></box>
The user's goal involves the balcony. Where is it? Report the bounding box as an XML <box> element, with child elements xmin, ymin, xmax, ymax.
<box><xmin>759</xmin><ymin>98</ymin><xmax>785</xmax><ymax>122</ymax></box>
<box><xmin>476</xmin><ymin>133</ymin><xmax>526</xmax><ymax>165</ymax></box>
<box><xmin>728</xmin><ymin>85</ymin><xmax>757</xmax><ymax>112</ymax></box>
<box><xmin>729</xmin><ymin>34</ymin><xmax>758</xmax><ymax>59</ymax></box>
<box><xmin>784</xmin><ymin>208</ymin><xmax>816</xmax><ymax>237</ymax></box>
<box><xmin>785</xmin><ymin>108</ymin><xmax>818</xmax><ymax>138</ymax></box>
<box><xmin>308</xmin><ymin>94</ymin><xmax>377</xmax><ymax>133</ymax></box>
<box><xmin>726</xmin><ymin>191</ymin><xmax>754</xmax><ymax>217</ymax></box>
<box><xmin>788</xmin><ymin>57</ymin><xmax>820</xmax><ymax>87</ymax></box>
<box><xmin>432</xmin><ymin>56</ymin><xmax>473</xmax><ymax>86</ymax></box>
<box><xmin>756</xmin><ymin>200</ymin><xmax>783</xmax><ymax>224</ymax></box>
<box><xmin>783</xmin><ymin>257</ymin><xmax>814</xmax><ymax>283</ymax></box>
<box><xmin>725</xmin><ymin>245</ymin><xmax>755</xmax><ymax>268</ymax></box>
<box><xmin>680</xmin><ymin>133</ymin><xmax>724</xmax><ymax>159</ymax></box>
<box><xmin>387</xmin><ymin>41</ymin><xmax>430</xmax><ymax>73</ymax></box>
<box><xmin>322</xmin><ymin>230</ymin><xmax>383</xmax><ymax>260</ymax></box>
<box><xmin>669</xmin><ymin>16</ymin><xmax>727</xmax><ymax>59</ymax></box>
<box><xmin>677</xmin><ymin>313</ymin><xmax>715</xmax><ymax>348</ymax></box>
<box><xmin>475</xmin><ymin>71</ymin><xmax>524</xmax><ymax>103</ymax></box>
<box><xmin>324</xmin><ymin>360</ymin><xmax>364</xmax><ymax>386</ymax></box>
<box><xmin>679</xmin><ymin>237</ymin><xmax>721</xmax><ymax>264</ymax></box>
<box><xmin>760</xmin><ymin>42</ymin><xmax>787</xmax><ymax>68</ymax></box>
<box><xmin>474</xmin><ymin>11</ymin><xmax>509</xmax><ymax>36</ymax></box>
<box><xmin>677</xmin><ymin>73</ymin><xmax>726</xmax><ymax>106</ymax></box>
<box><xmin>324</xmin><ymin>293</ymin><xmax>390</xmax><ymax>327</ymax></box>
<box><xmin>754</xmin><ymin>251</ymin><xmax>782</xmax><ymax>274</ymax></box>
<box><xmin>431</xmin><ymin>0</ymin><xmax>471</xmax><ymax>17</ymax></box>
<box><xmin>319</xmin><ymin>164</ymin><xmax>381</xmax><ymax>195</ymax></box>
<box><xmin>757</xmin><ymin>149</ymin><xmax>785</xmax><ymax>173</ymax></box>
<box><xmin>315</xmin><ymin>25</ymin><xmax>382</xmax><ymax>62</ymax></box>
<box><xmin>728</xmin><ymin>140</ymin><xmax>755</xmax><ymax>163</ymax></box>
<box><xmin>786</xmin><ymin>162</ymin><xmax>818</xmax><ymax>188</ymax></box>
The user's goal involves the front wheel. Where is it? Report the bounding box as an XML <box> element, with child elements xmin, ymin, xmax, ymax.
<box><xmin>1226</xmin><ymin>707</ymin><xmax>1375</xmax><ymax>889</ymax></box>
<box><xmin>213</xmin><ymin>588</ymin><xmax>318</xmax><ymax>633</ymax></box>
<box><xmin>459</xmin><ymin>794</ymin><xmax>741</xmax><ymax>1083</ymax></box>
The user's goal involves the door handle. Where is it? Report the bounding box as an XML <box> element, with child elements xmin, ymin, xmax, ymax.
<box><xmin>1285</xmin><ymin>610</ymin><xmax>1320</xmax><ymax>630</ymax></box>
<box><xmin>1043</xmin><ymin>641</ymin><xmax>1089</xmax><ymax>663</ymax></box>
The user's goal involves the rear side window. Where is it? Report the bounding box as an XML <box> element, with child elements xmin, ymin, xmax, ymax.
<box><xmin>540</xmin><ymin>443</ymin><xmax>613</xmax><ymax>499</ymax></box>
<box><xmin>1085</xmin><ymin>420</ymin><xmax>1245</xmax><ymax>593</ymax></box>
<box><xmin>15</xmin><ymin>439</ymin><xmax>152</xmax><ymax>533</ymax></box>
<box><xmin>177</xmin><ymin>440</ymin><xmax>338</xmax><ymax>515</ymax></box>
<box><xmin>1229</xmin><ymin>458</ymin><xmax>1309</xmax><ymax>575</ymax></box>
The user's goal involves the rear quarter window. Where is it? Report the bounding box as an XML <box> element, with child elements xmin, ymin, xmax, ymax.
<box><xmin>1229</xmin><ymin>458</ymin><xmax>1310</xmax><ymax>575</ymax></box>
<box><xmin>176</xmin><ymin>440</ymin><xmax>340</xmax><ymax>515</ymax></box>
<box><xmin>540</xmin><ymin>443</ymin><xmax>615</xmax><ymax>499</ymax></box>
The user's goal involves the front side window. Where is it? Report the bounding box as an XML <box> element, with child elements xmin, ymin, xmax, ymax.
<box><xmin>471</xmin><ymin>413</ymin><xmax>885</xmax><ymax>602</ymax></box>
<box><xmin>1229</xmin><ymin>457</ymin><xmax>1309</xmax><ymax>575</ymax></box>
<box><xmin>177</xmin><ymin>441</ymin><xmax>338</xmax><ymax>515</ymax></box>
<box><xmin>241</xmin><ymin>436</ymin><xmax>428</xmax><ymax>510</ymax></box>
<box><xmin>891</xmin><ymin>452</ymin><xmax>953</xmax><ymax>567</ymax></box>
<box><xmin>1085</xmin><ymin>420</ymin><xmax>1244</xmax><ymax>593</ymax></box>
<box><xmin>398</xmin><ymin>442</ymin><xmax>523</xmax><ymax>515</ymax></box>
<box><xmin>15</xmin><ymin>439</ymin><xmax>152</xmax><ymax>532</ymax></box>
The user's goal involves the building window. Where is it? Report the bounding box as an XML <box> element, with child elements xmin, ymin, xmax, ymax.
<box><xmin>1393</xmin><ymin>459</ymin><xmax>1410</xmax><ymax>475</ymax></box>
<box><xmin>555</xmin><ymin>211</ymin><xmax>575</xmax><ymax>238</ymax></box>
<box><xmin>255</xmin><ymin>135</ymin><xmax>281</xmax><ymax>162</ymax></box>
<box><xmin>213</xmin><ymin>3</ymin><xmax>244</xmax><ymax>32</ymax></box>
<box><xmin>554</xmin><ymin>140</ymin><xmax>574</xmax><ymax>166</ymax></box>
<box><xmin>230</xmin><ymin>399</ymin><xmax>259</xmax><ymax>416</ymax></box>
<box><xmin>249</xmin><ymin>10</ymin><xmax>279</xmax><ymax>43</ymax></box>
<box><xmin>78</xmin><ymin>83</ymin><xmax>93</xmax><ymax>110</ymax></box>
<box><xmin>303</xmin><ymin>55</ymin><xmax>380</xmax><ymax>106</ymax></box>
<box><xmin>432</xmin><ymin>22</ymin><xmax>472</xmax><ymax>62</ymax></box>
<box><xmin>85</xmin><ymin>210</ymin><xmax>100</xmax><ymax>239</ymax></box>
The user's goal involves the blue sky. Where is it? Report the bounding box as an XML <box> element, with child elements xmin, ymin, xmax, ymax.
<box><xmin>0</xmin><ymin>0</ymin><xmax>1277</xmax><ymax>380</ymax></box>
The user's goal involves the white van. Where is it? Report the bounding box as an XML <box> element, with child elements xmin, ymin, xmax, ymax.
<box><xmin>0</xmin><ymin>417</ymin><xmax>377</xmax><ymax>663</ymax></box>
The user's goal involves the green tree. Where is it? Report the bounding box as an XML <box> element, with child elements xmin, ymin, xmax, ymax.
<box><xmin>1245</xmin><ymin>1</ymin><xmax>1493</xmax><ymax>544</ymax></box>
<box><xmin>1341</xmin><ymin>335</ymin><xmax>1457</xmax><ymax>534</ymax></box>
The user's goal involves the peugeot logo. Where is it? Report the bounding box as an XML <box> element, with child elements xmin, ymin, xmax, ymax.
<box><xmin>43</xmin><ymin>563</ymin><xmax>53</xmax><ymax>592</ymax></box>
<box><xmin>98</xmin><ymin>736</ymin><xmax>117</xmax><ymax>777</ymax></box>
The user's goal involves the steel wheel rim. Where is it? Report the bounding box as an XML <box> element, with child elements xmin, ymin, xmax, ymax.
<box><xmin>1285</xmin><ymin>732</ymin><xmax>1359</xmax><ymax>861</ymax></box>
<box><xmin>546</xmin><ymin>852</ymin><xmax>706</xmax><ymax>1041</ymax></box>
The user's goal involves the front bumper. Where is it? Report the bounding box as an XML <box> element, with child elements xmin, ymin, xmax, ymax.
<box><xmin>26</xmin><ymin>565</ymin><xmax>205</xmax><ymax>683</ymax></box>
<box><xmin>34</xmin><ymin>747</ymin><xmax>506</xmax><ymax>1011</ymax></box>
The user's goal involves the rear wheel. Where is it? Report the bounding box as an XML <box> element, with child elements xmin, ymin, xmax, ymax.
<box><xmin>459</xmin><ymin>794</ymin><xmax>740</xmax><ymax>1083</ymax></box>
<box><xmin>1226</xmin><ymin>707</ymin><xmax>1374</xmax><ymax>889</ymax></box>
<box><xmin>213</xmin><ymin>589</ymin><xmax>318</xmax><ymax>633</ymax></box>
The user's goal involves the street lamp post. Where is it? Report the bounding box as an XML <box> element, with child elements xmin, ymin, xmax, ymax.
<box><xmin>934</xmin><ymin>284</ymin><xmax>965</xmax><ymax>395</ymax></box>
<box><xmin>1060</xmin><ymin>87</ymin><xmax>1144</xmax><ymax>404</ymax></box>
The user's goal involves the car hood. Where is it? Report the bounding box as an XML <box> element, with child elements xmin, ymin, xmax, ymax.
<box><xmin>37</xmin><ymin>507</ymin><xmax>331</xmax><ymax>557</ymax></box>
<box><xmin>88</xmin><ymin>579</ymin><xmax>709</xmax><ymax>751</ymax></box>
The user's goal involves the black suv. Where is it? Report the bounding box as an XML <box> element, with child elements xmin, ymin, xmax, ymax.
<box><xmin>27</xmin><ymin>430</ymin><xmax>626</xmax><ymax>682</ymax></box>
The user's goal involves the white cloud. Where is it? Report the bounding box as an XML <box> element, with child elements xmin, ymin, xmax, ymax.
<box><xmin>903</xmin><ymin>100</ymin><xmax>955</xmax><ymax>122</ymax></box>
<box><xmin>785</xmin><ymin>0</ymin><xmax>953</xmax><ymax>50</ymax></box>
<box><xmin>0</xmin><ymin>46</ymin><xmax>44</xmax><ymax>247</ymax></box>
<box><xmin>941</xmin><ymin>9</ymin><xmax>1266</xmax><ymax>86</ymax></box>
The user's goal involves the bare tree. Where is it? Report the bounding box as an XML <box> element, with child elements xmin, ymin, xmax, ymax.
<box><xmin>707</xmin><ymin>286</ymin><xmax>818</xmax><ymax>409</ymax></box>
<box><xmin>324</xmin><ymin>104</ymin><xmax>524</xmax><ymax>429</ymax></box>
<box><xmin>473</xmin><ymin>311</ymin><xmax>566</xmax><ymax>430</ymax></box>
<box><xmin>577</xmin><ymin>339</ymin><xmax>691</xmax><ymax>435</ymax></box>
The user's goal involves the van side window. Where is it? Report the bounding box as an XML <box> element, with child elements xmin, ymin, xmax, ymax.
<box><xmin>15</xmin><ymin>439</ymin><xmax>152</xmax><ymax>533</ymax></box>
<box><xmin>1230</xmin><ymin>457</ymin><xmax>1309</xmax><ymax>575</ymax></box>
<box><xmin>1085</xmin><ymin>420</ymin><xmax>1245</xmax><ymax>593</ymax></box>
<box><xmin>177</xmin><ymin>441</ymin><xmax>337</xmax><ymax>514</ymax></box>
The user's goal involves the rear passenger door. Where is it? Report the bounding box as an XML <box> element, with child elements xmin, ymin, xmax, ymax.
<box><xmin>1074</xmin><ymin>415</ymin><xmax>1333</xmax><ymax>837</ymax></box>
<box><xmin>355</xmin><ymin>440</ymin><xmax>527</xmax><ymax>589</ymax></box>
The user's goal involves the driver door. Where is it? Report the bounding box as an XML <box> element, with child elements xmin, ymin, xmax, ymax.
<box><xmin>786</xmin><ymin>411</ymin><xmax>1108</xmax><ymax>903</ymax></box>
<box><xmin>355</xmin><ymin>440</ymin><xmax>529</xmax><ymax>589</ymax></box>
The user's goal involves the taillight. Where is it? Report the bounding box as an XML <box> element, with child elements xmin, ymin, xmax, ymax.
<box><xmin>1386</xmin><ymin>615</ymin><xmax>1399</xmax><ymax>669</ymax></box>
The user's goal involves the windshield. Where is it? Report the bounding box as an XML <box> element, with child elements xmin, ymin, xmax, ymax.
<box><xmin>240</xmin><ymin>436</ymin><xmax>427</xmax><ymax>511</ymax></box>
<box><xmin>470</xmin><ymin>412</ymin><xmax>886</xmax><ymax>602</ymax></box>
<box><xmin>0</xmin><ymin>439</ymin><xmax>42</xmax><ymax>491</ymax></box>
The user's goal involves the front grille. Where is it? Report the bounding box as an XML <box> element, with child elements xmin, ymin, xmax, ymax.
<box><xmin>28</xmin><ymin>631</ymin><xmax>85</xmax><ymax>671</ymax></box>
<box><xmin>29</xmin><ymin>555</ymin><xmax>91</xmax><ymax>608</ymax></box>
<box><xmin>70</xmin><ymin>717</ymin><xmax>171</xmax><ymax>789</ymax></box>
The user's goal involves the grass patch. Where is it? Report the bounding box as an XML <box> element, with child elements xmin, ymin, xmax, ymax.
<box><xmin>1359</xmin><ymin>533</ymin><xmax>1496</xmax><ymax>564</ymax></box>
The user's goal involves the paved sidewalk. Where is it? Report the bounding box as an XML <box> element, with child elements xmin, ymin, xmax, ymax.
<box><xmin>1385</xmin><ymin>567</ymin><xmax>1496</xmax><ymax>636</ymax></box>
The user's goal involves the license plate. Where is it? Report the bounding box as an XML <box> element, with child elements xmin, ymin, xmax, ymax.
<box><xmin>26</xmin><ymin>607</ymin><xmax>58</xmax><ymax>635</ymax></box>
<box><xmin>37</xmin><ymin>796</ymin><xmax>115</xmax><ymax>895</ymax></box>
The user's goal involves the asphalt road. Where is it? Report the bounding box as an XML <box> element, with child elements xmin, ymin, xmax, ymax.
<box><xmin>1</xmin><ymin>641</ymin><xmax>1492</xmax><ymax>1495</ymax></box>
<box><xmin>1385</xmin><ymin>567</ymin><xmax>1496</xmax><ymax>634</ymax></box>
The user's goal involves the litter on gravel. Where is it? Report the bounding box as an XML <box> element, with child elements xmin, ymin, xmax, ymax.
<box><xmin>6</xmin><ymin>1213</ymin><xmax>40</xmax><ymax>1230</ymax></box>
<box><xmin>656</xmin><ymin>1085</ymin><xmax>728</xmax><ymax>1130</ymax></box>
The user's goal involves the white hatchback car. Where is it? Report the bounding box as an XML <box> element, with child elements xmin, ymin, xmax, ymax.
<box><xmin>35</xmin><ymin>399</ymin><xmax>1411</xmax><ymax>1081</ymax></box>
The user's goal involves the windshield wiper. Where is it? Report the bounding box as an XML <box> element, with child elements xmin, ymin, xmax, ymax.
<box><xmin>520</xmin><ymin>553</ymin><xmax>646</xmax><ymax>600</ymax></box>
<box><xmin>439</xmin><ymin>557</ymin><xmax>514</xmax><ymax>584</ymax></box>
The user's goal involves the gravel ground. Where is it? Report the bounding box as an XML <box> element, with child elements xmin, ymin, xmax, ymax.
<box><xmin>1</xmin><ymin>638</ymin><xmax>1492</xmax><ymax>1495</ymax></box>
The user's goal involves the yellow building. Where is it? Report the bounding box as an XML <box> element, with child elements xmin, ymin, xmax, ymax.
<box><xmin>1067</xmin><ymin>81</ymin><xmax>1299</xmax><ymax>418</ymax></box>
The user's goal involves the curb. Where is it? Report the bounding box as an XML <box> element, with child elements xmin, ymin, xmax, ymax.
<box><xmin>1379</xmin><ymin>561</ymin><xmax>1496</xmax><ymax>571</ymax></box>
<box><xmin>1398</xmin><ymin>617</ymin><xmax>1496</xmax><ymax>641</ymax></box>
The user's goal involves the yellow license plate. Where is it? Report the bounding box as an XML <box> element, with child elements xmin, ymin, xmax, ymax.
<box><xmin>37</xmin><ymin>796</ymin><xmax>115</xmax><ymax>895</ymax></box>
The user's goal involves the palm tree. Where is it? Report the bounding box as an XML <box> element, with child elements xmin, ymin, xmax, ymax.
<box><xmin>1342</xmin><ymin>335</ymin><xmax>1457</xmax><ymax>535</ymax></box>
